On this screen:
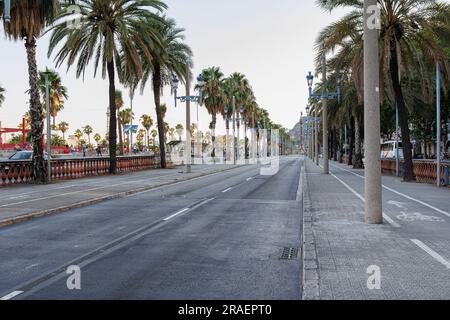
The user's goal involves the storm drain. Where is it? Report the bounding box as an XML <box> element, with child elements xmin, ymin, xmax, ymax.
<box><xmin>280</xmin><ymin>247</ymin><xmax>299</xmax><ymax>260</ymax></box>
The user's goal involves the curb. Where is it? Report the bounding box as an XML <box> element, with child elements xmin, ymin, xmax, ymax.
<box><xmin>301</xmin><ymin>158</ymin><xmax>321</xmax><ymax>300</ymax></box>
<box><xmin>0</xmin><ymin>166</ymin><xmax>243</xmax><ymax>229</ymax></box>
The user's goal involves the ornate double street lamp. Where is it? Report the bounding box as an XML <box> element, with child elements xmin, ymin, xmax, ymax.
<box><xmin>306</xmin><ymin>64</ymin><xmax>341</xmax><ymax>174</ymax></box>
<box><xmin>171</xmin><ymin>73</ymin><xmax>206</xmax><ymax>173</ymax></box>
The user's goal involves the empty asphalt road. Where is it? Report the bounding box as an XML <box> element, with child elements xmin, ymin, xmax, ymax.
<box><xmin>0</xmin><ymin>156</ymin><xmax>303</xmax><ymax>300</ymax></box>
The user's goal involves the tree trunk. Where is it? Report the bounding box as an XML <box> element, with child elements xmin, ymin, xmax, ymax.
<box><xmin>389</xmin><ymin>38</ymin><xmax>414</xmax><ymax>181</ymax></box>
<box><xmin>25</xmin><ymin>39</ymin><xmax>46</xmax><ymax>183</ymax></box>
<box><xmin>332</xmin><ymin>128</ymin><xmax>338</xmax><ymax>161</ymax></box>
<box><xmin>117</xmin><ymin>115</ymin><xmax>124</xmax><ymax>155</ymax></box>
<box><xmin>349</xmin><ymin>117</ymin><xmax>354</xmax><ymax>166</ymax></box>
<box><xmin>210</xmin><ymin>113</ymin><xmax>217</xmax><ymax>159</ymax></box>
<box><xmin>107</xmin><ymin>60</ymin><xmax>117</xmax><ymax>174</ymax></box>
<box><xmin>153</xmin><ymin>63</ymin><xmax>166</xmax><ymax>168</ymax></box>
<box><xmin>339</xmin><ymin>128</ymin><xmax>344</xmax><ymax>163</ymax></box>
<box><xmin>353</xmin><ymin>114</ymin><xmax>364</xmax><ymax>169</ymax></box>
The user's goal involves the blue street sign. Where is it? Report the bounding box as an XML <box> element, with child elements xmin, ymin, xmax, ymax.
<box><xmin>124</xmin><ymin>125</ymin><xmax>138</xmax><ymax>134</ymax></box>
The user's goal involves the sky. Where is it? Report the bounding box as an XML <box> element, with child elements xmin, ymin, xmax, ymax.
<box><xmin>0</xmin><ymin>0</ymin><xmax>349</xmax><ymax>139</ymax></box>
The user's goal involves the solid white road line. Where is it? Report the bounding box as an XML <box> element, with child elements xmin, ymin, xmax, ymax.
<box><xmin>329</xmin><ymin>163</ymin><xmax>450</xmax><ymax>218</ymax></box>
<box><xmin>411</xmin><ymin>239</ymin><xmax>450</xmax><ymax>269</ymax></box>
<box><xmin>163</xmin><ymin>208</ymin><xmax>190</xmax><ymax>221</ymax></box>
<box><xmin>0</xmin><ymin>290</ymin><xmax>24</xmax><ymax>300</ymax></box>
<box><xmin>222</xmin><ymin>187</ymin><xmax>233</xmax><ymax>193</ymax></box>
<box><xmin>330</xmin><ymin>172</ymin><xmax>400</xmax><ymax>228</ymax></box>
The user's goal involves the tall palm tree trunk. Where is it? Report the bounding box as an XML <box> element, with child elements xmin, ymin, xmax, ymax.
<box><xmin>25</xmin><ymin>39</ymin><xmax>46</xmax><ymax>183</ymax></box>
<box><xmin>118</xmin><ymin>116</ymin><xmax>124</xmax><ymax>155</ymax></box>
<box><xmin>107</xmin><ymin>60</ymin><xmax>117</xmax><ymax>174</ymax></box>
<box><xmin>153</xmin><ymin>63</ymin><xmax>167</xmax><ymax>168</ymax></box>
<box><xmin>349</xmin><ymin>117</ymin><xmax>354</xmax><ymax>166</ymax></box>
<box><xmin>353</xmin><ymin>114</ymin><xmax>363</xmax><ymax>169</ymax></box>
<box><xmin>389</xmin><ymin>39</ymin><xmax>414</xmax><ymax>181</ymax></box>
<box><xmin>210</xmin><ymin>114</ymin><xmax>217</xmax><ymax>159</ymax></box>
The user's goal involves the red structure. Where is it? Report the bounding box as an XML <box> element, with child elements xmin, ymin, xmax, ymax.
<box><xmin>0</xmin><ymin>118</ymin><xmax>30</xmax><ymax>150</ymax></box>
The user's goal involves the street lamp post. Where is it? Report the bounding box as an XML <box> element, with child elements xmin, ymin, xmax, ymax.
<box><xmin>437</xmin><ymin>63</ymin><xmax>442</xmax><ymax>188</ymax></box>
<box><xmin>232</xmin><ymin>96</ymin><xmax>237</xmax><ymax>165</ymax></box>
<box><xmin>306</xmin><ymin>63</ymin><xmax>341</xmax><ymax>174</ymax></box>
<box><xmin>171</xmin><ymin>73</ymin><xmax>205</xmax><ymax>174</ymax></box>
<box><xmin>306</xmin><ymin>105</ymin><xmax>311</xmax><ymax>158</ymax></box>
<box><xmin>314</xmin><ymin>105</ymin><xmax>319</xmax><ymax>165</ymax></box>
<box><xmin>364</xmin><ymin>0</ymin><xmax>383</xmax><ymax>224</ymax></box>
<box><xmin>44</xmin><ymin>73</ymin><xmax>51</xmax><ymax>183</ymax></box>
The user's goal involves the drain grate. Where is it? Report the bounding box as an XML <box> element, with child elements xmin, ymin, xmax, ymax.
<box><xmin>280</xmin><ymin>247</ymin><xmax>299</xmax><ymax>260</ymax></box>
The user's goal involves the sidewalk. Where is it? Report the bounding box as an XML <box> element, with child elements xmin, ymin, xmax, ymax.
<box><xmin>302</xmin><ymin>157</ymin><xmax>450</xmax><ymax>300</ymax></box>
<box><xmin>0</xmin><ymin>164</ymin><xmax>244</xmax><ymax>228</ymax></box>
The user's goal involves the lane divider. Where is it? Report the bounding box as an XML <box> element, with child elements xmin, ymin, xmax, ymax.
<box><xmin>163</xmin><ymin>208</ymin><xmax>190</xmax><ymax>221</ymax></box>
<box><xmin>329</xmin><ymin>171</ymin><xmax>400</xmax><ymax>228</ymax></box>
<box><xmin>0</xmin><ymin>290</ymin><xmax>24</xmax><ymax>301</ymax></box>
<box><xmin>329</xmin><ymin>163</ymin><xmax>450</xmax><ymax>218</ymax></box>
<box><xmin>411</xmin><ymin>239</ymin><xmax>450</xmax><ymax>269</ymax></box>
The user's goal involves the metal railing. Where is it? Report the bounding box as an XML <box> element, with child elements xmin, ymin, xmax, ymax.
<box><xmin>0</xmin><ymin>155</ymin><xmax>164</xmax><ymax>186</ymax></box>
<box><xmin>381</xmin><ymin>159</ymin><xmax>450</xmax><ymax>187</ymax></box>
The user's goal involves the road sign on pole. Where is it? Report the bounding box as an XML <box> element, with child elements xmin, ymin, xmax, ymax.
<box><xmin>124</xmin><ymin>125</ymin><xmax>138</xmax><ymax>134</ymax></box>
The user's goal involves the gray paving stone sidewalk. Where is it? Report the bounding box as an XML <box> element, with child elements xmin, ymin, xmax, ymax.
<box><xmin>0</xmin><ymin>164</ymin><xmax>244</xmax><ymax>227</ymax></box>
<box><xmin>302</xmin><ymin>157</ymin><xmax>450</xmax><ymax>300</ymax></box>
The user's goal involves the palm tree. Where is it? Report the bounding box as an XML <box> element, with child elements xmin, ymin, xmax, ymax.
<box><xmin>120</xmin><ymin>108</ymin><xmax>134</xmax><ymax>149</ymax></box>
<box><xmin>175</xmin><ymin>124</ymin><xmax>184</xmax><ymax>141</ymax></box>
<box><xmin>151</xmin><ymin>129</ymin><xmax>158</xmax><ymax>146</ymax></box>
<box><xmin>126</xmin><ymin>15</ymin><xmax>193</xmax><ymax>168</ymax></box>
<box><xmin>48</xmin><ymin>0</ymin><xmax>167</xmax><ymax>174</ymax></box>
<box><xmin>58</xmin><ymin>121</ymin><xmax>69</xmax><ymax>142</ymax></box>
<box><xmin>115</xmin><ymin>90</ymin><xmax>125</xmax><ymax>155</ymax></box>
<box><xmin>197</xmin><ymin>67</ymin><xmax>226</xmax><ymax>158</ymax></box>
<box><xmin>74</xmin><ymin>129</ymin><xmax>83</xmax><ymax>141</ymax></box>
<box><xmin>140</xmin><ymin>114</ymin><xmax>153</xmax><ymax>147</ymax></box>
<box><xmin>163</xmin><ymin>122</ymin><xmax>170</xmax><ymax>143</ymax></box>
<box><xmin>0</xmin><ymin>85</ymin><xmax>5</xmax><ymax>107</ymax></box>
<box><xmin>316</xmin><ymin>0</ymin><xmax>450</xmax><ymax>180</ymax></box>
<box><xmin>83</xmin><ymin>125</ymin><xmax>93</xmax><ymax>145</ymax></box>
<box><xmin>94</xmin><ymin>133</ymin><xmax>101</xmax><ymax>145</ymax></box>
<box><xmin>2</xmin><ymin>0</ymin><xmax>60</xmax><ymax>183</ymax></box>
<box><xmin>38</xmin><ymin>68</ymin><xmax>68</xmax><ymax>126</ymax></box>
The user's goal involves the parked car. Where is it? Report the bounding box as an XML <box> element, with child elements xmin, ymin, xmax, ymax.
<box><xmin>8</xmin><ymin>151</ymin><xmax>50</xmax><ymax>161</ymax></box>
<box><xmin>1</xmin><ymin>151</ymin><xmax>49</xmax><ymax>175</ymax></box>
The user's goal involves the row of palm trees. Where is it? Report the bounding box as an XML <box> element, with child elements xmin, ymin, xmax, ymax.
<box><xmin>311</xmin><ymin>0</ymin><xmax>450</xmax><ymax>181</ymax></box>
<box><xmin>1</xmin><ymin>0</ymin><xmax>282</xmax><ymax>184</ymax></box>
<box><xmin>0</xmin><ymin>0</ymin><xmax>194</xmax><ymax>182</ymax></box>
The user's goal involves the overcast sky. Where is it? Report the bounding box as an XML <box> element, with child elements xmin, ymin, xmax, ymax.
<box><xmin>0</xmin><ymin>0</ymin><xmax>348</xmax><ymax>138</ymax></box>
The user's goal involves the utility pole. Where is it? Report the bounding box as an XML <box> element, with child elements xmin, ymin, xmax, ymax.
<box><xmin>186</xmin><ymin>77</ymin><xmax>192</xmax><ymax>173</ymax></box>
<box><xmin>315</xmin><ymin>106</ymin><xmax>319</xmax><ymax>165</ymax></box>
<box><xmin>437</xmin><ymin>63</ymin><xmax>441</xmax><ymax>188</ymax></box>
<box><xmin>44</xmin><ymin>74</ymin><xmax>51</xmax><ymax>183</ymax></box>
<box><xmin>395</xmin><ymin>103</ymin><xmax>400</xmax><ymax>177</ymax></box>
<box><xmin>364</xmin><ymin>0</ymin><xmax>383</xmax><ymax>224</ymax></box>
<box><xmin>300</xmin><ymin>112</ymin><xmax>303</xmax><ymax>154</ymax></box>
<box><xmin>322</xmin><ymin>54</ymin><xmax>329</xmax><ymax>174</ymax></box>
<box><xmin>232</xmin><ymin>96</ymin><xmax>237</xmax><ymax>165</ymax></box>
